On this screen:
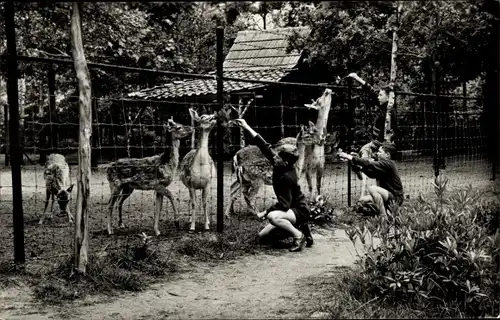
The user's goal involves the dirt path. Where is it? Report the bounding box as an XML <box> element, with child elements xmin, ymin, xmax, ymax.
<box><xmin>1</xmin><ymin>228</ymin><xmax>363</xmax><ymax>320</ymax></box>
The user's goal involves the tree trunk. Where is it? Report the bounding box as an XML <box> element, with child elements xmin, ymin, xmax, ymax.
<box><xmin>384</xmin><ymin>1</ymin><xmax>403</xmax><ymax>142</ymax></box>
<box><xmin>71</xmin><ymin>2</ymin><xmax>92</xmax><ymax>275</ymax></box>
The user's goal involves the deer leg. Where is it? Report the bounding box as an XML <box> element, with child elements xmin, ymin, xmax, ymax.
<box><xmin>157</xmin><ymin>187</ymin><xmax>180</xmax><ymax>232</ymax></box>
<box><xmin>152</xmin><ymin>190</ymin><xmax>164</xmax><ymax>236</ymax></box>
<box><xmin>225</xmin><ymin>180</ymin><xmax>241</xmax><ymax>219</ymax></box>
<box><xmin>316</xmin><ymin>166</ymin><xmax>324</xmax><ymax>197</ymax></box>
<box><xmin>49</xmin><ymin>194</ymin><xmax>55</xmax><ymax>220</ymax></box>
<box><xmin>107</xmin><ymin>185</ymin><xmax>121</xmax><ymax>235</ymax></box>
<box><xmin>39</xmin><ymin>189</ymin><xmax>51</xmax><ymax>225</ymax></box>
<box><xmin>189</xmin><ymin>188</ymin><xmax>197</xmax><ymax>232</ymax></box>
<box><xmin>202</xmin><ymin>186</ymin><xmax>210</xmax><ymax>231</ymax></box>
<box><xmin>117</xmin><ymin>185</ymin><xmax>133</xmax><ymax>229</ymax></box>
<box><xmin>305</xmin><ymin>170</ymin><xmax>313</xmax><ymax>197</ymax></box>
<box><xmin>244</xmin><ymin>180</ymin><xmax>263</xmax><ymax>216</ymax></box>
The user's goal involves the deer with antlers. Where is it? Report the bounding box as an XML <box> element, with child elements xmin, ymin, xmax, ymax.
<box><xmin>225</xmin><ymin>121</ymin><xmax>327</xmax><ymax>217</ymax></box>
<box><xmin>106</xmin><ymin>118</ymin><xmax>193</xmax><ymax>236</ymax></box>
<box><xmin>178</xmin><ymin>108</ymin><xmax>218</xmax><ymax>232</ymax></box>
<box><xmin>39</xmin><ymin>153</ymin><xmax>74</xmax><ymax>225</ymax></box>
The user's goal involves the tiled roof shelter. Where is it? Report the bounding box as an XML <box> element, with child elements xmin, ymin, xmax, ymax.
<box><xmin>127</xmin><ymin>26</ymin><xmax>311</xmax><ymax>100</ymax></box>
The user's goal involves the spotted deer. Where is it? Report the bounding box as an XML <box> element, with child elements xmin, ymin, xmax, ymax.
<box><xmin>225</xmin><ymin>121</ymin><xmax>326</xmax><ymax>217</ymax></box>
<box><xmin>106</xmin><ymin>118</ymin><xmax>193</xmax><ymax>236</ymax></box>
<box><xmin>178</xmin><ymin>108</ymin><xmax>217</xmax><ymax>232</ymax></box>
<box><xmin>39</xmin><ymin>153</ymin><xmax>74</xmax><ymax>225</ymax></box>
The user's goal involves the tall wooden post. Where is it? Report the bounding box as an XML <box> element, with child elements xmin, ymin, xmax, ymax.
<box><xmin>216</xmin><ymin>26</ymin><xmax>224</xmax><ymax>233</ymax></box>
<box><xmin>4</xmin><ymin>0</ymin><xmax>25</xmax><ymax>264</ymax></box>
<box><xmin>71</xmin><ymin>2</ymin><xmax>92</xmax><ymax>274</ymax></box>
<box><xmin>384</xmin><ymin>1</ymin><xmax>403</xmax><ymax>142</ymax></box>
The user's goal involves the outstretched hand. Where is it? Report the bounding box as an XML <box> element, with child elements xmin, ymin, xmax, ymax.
<box><xmin>231</xmin><ymin>118</ymin><xmax>248</xmax><ymax>128</ymax></box>
<box><xmin>337</xmin><ymin>151</ymin><xmax>352</xmax><ymax>161</ymax></box>
<box><xmin>256</xmin><ymin>210</ymin><xmax>268</xmax><ymax>221</ymax></box>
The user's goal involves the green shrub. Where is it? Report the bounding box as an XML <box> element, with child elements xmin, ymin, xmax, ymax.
<box><xmin>345</xmin><ymin>177</ymin><xmax>500</xmax><ymax>318</ymax></box>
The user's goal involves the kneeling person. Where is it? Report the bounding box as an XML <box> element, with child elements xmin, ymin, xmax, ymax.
<box><xmin>339</xmin><ymin>142</ymin><xmax>404</xmax><ymax>216</ymax></box>
<box><xmin>232</xmin><ymin>118</ymin><xmax>313</xmax><ymax>252</ymax></box>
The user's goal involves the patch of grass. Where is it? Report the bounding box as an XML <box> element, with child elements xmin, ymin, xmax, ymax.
<box><xmin>303</xmin><ymin>267</ymin><xmax>427</xmax><ymax>319</ymax></box>
<box><xmin>175</xmin><ymin>216</ymin><xmax>264</xmax><ymax>261</ymax></box>
<box><xmin>30</xmin><ymin>238</ymin><xmax>178</xmax><ymax>304</ymax></box>
<box><xmin>0</xmin><ymin>261</ymin><xmax>27</xmax><ymax>289</ymax></box>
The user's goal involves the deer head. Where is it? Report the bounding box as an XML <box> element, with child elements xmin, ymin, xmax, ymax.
<box><xmin>304</xmin><ymin>88</ymin><xmax>332</xmax><ymax>111</ymax></box>
<box><xmin>297</xmin><ymin>121</ymin><xmax>325</xmax><ymax>147</ymax></box>
<box><xmin>166</xmin><ymin>118</ymin><xmax>193</xmax><ymax>139</ymax></box>
<box><xmin>57</xmin><ymin>184</ymin><xmax>74</xmax><ymax>215</ymax></box>
<box><xmin>189</xmin><ymin>108</ymin><xmax>217</xmax><ymax>131</ymax></box>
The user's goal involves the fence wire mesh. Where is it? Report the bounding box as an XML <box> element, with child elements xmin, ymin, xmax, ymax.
<box><xmin>0</xmin><ymin>50</ymin><xmax>496</xmax><ymax>268</ymax></box>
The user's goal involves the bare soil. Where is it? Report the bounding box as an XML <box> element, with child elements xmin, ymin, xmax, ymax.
<box><xmin>0</xmin><ymin>228</ymin><xmax>363</xmax><ymax>320</ymax></box>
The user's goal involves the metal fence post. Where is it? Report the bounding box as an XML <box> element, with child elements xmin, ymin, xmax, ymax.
<box><xmin>4</xmin><ymin>0</ymin><xmax>25</xmax><ymax>264</ymax></box>
<box><xmin>347</xmin><ymin>77</ymin><xmax>353</xmax><ymax>207</ymax></box>
<box><xmin>216</xmin><ymin>26</ymin><xmax>224</xmax><ymax>233</ymax></box>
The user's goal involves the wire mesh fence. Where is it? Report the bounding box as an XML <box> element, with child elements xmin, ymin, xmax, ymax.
<box><xmin>0</xmin><ymin>30</ymin><xmax>497</xmax><ymax>269</ymax></box>
<box><xmin>0</xmin><ymin>57</ymin><xmax>231</xmax><ymax>265</ymax></box>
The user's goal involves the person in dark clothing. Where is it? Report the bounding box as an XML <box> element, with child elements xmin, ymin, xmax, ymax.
<box><xmin>338</xmin><ymin>142</ymin><xmax>404</xmax><ymax>216</ymax></box>
<box><xmin>347</xmin><ymin>72</ymin><xmax>394</xmax><ymax>143</ymax></box>
<box><xmin>232</xmin><ymin>118</ymin><xmax>312</xmax><ymax>252</ymax></box>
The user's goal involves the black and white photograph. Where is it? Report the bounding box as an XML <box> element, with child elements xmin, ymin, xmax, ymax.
<box><xmin>0</xmin><ymin>1</ymin><xmax>499</xmax><ymax>319</ymax></box>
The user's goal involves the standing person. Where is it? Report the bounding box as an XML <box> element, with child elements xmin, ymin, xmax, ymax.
<box><xmin>338</xmin><ymin>142</ymin><xmax>404</xmax><ymax>216</ymax></box>
<box><xmin>232</xmin><ymin>118</ymin><xmax>313</xmax><ymax>252</ymax></box>
<box><xmin>347</xmin><ymin>72</ymin><xmax>394</xmax><ymax>144</ymax></box>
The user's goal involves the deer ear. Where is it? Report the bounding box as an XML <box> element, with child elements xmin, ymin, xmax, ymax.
<box><xmin>308</xmin><ymin>121</ymin><xmax>315</xmax><ymax>128</ymax></box>
<box><xmin>166</xmin><ymin>118</ymin><xmax>177</xmax><ymax>131</ymax></box>
<box><xmin>188</xmin><ymin>108</ymin><xmax>200</xmax><ymax>121</ymax></box>
<box><xmin>67</xmin><ymin>184</ymin><xmax>74</xmax><ymax>193</ymax></box>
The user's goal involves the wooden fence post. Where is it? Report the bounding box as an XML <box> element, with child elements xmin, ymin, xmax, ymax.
<box><xmin>4</xmin><ymin>0</ymin><xmax>25</xmax><ymax>264</ymax></box>
<box><xmin>71</xmin><ymin>2</ymin><xmax>92</xmax><ymax>274</ymax></box>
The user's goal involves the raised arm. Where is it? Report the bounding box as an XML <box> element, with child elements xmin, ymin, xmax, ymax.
<box><xmin>232</xmin><ymin>119</ymin><xmax>277</xmax><ymax>165</ymax></box>
<box><xmin>338</xmin><ymin>151</ymin><xmax>389</xmax><ymax>176</ymax></box>
<box><xmin>347</xmin><ymin>72</ymin><xmax>379</xmax><ymax>99</ymax></box>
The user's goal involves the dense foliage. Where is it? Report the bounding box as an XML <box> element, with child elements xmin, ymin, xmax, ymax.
<box><xmin>344</xmin><ymin>177</ymin><xmax>500</xmax><ymax>317</ymax></box>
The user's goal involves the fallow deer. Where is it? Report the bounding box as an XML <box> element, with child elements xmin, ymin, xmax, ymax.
<box><xmin>178</xmin><ymin>108</ymin><xmax>217</xmax><ymax>232</ymax></box>
<box><xmin>225</xmin><ymin>121</ymin><xmax>325</xmax><ymax>217</ymax></box>
<box><xmin>39</xmin><ymin>153</ymin><xmax>74</xmax><ymax>225</ymax></box>
<box><xmin>106</xmin><ymin>118</ymin><xmax>192</xmax><ymax>236</ymax></box>
<box><xmin>301</xmin><ymin>88</ymin><xmax>333</xmax><ymax>198</ymax></box>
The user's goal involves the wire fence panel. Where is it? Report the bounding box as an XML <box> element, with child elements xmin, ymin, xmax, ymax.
<box><xmin>0</xmin><ymin>57</ymin><xmax>496</xmax><ymax>267</ymax></box>
<box><xmin>0</xmin><ymin>58</ymin><xmax>227</xmax><ymax>265</ymax></box>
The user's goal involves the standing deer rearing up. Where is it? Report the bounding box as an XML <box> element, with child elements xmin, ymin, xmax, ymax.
<box><xmin>39</xmin><ymin>153</ymin><xmax>74</xmax><ymax>225</ymax></box>
<box><xmin>179</xmin><ymin>108</ymin><xmax>217</xmax><ymax>232</ymax></box>
<box><xmin>302</xmin><ymin>88</ymin><xmax>333</xmax><ymax>198</ymax></box>
<box><xmin>106</xmin><ymin>118</ymin><xmax>192</xmax><ymax>236</ymax></box>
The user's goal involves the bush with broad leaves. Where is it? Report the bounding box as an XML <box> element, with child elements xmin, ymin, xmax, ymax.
<box><xmin>345</xmin><ymin>176</ymin><xmax>500</xmax><ymax>318</ymax></box>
